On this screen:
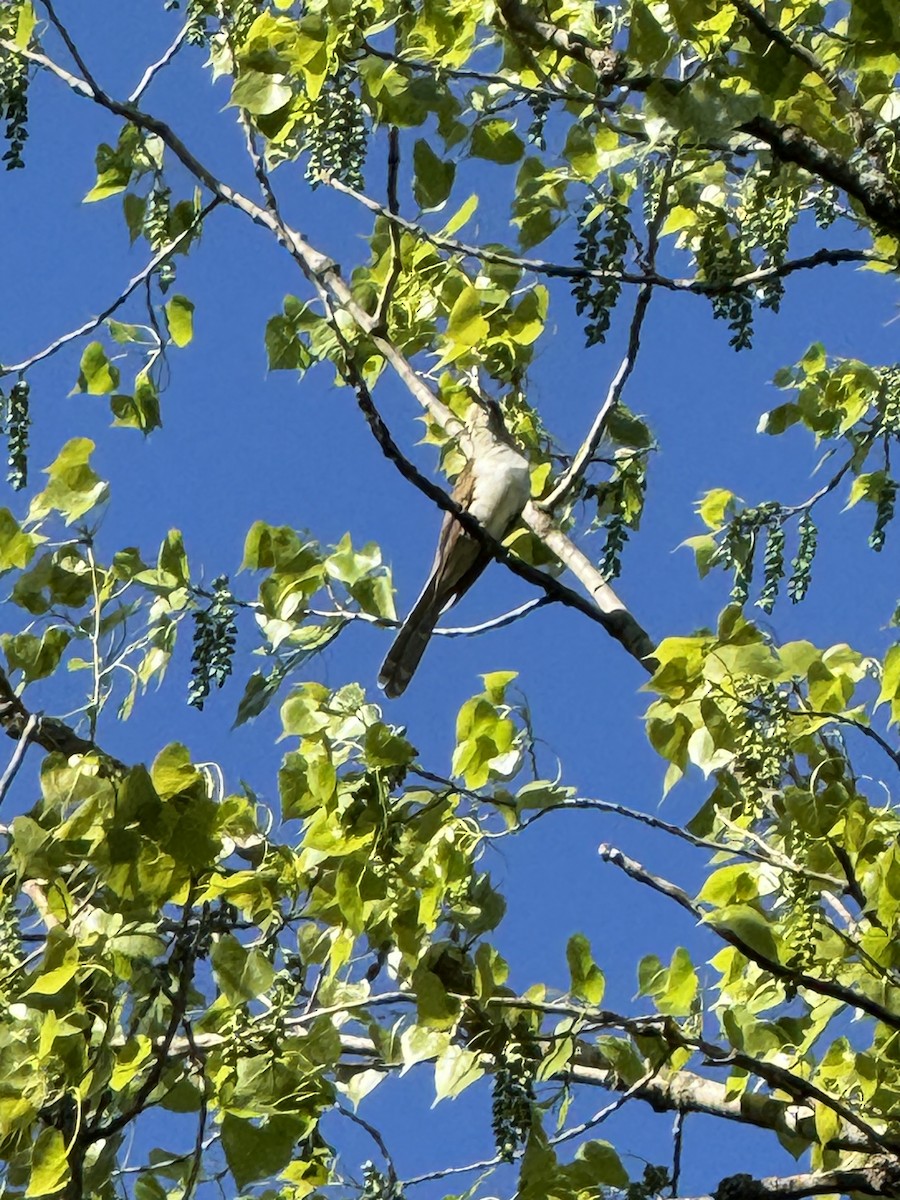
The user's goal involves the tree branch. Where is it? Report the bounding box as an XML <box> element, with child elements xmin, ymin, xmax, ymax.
<box><xmin>599</xmin><ymin>843</ymin><xmax>900</xmax><ymax>1037</ymax></box>
<box><xmin>345</xmin><ymin>357</ymin><xmax>654</xmax><ymax>659</ymax></box>
<box><xmin>0</xmin><ymin>665</ymin><xmax>124</xmax><ymax>770</ymax></box>
<box><xmin>1</xmin><ymin>200</ymin><xmax>219</xmax><ymax>381</ymax></box>
<box><xmin>128</xmin><ymin>18</ymin><xmax>192</xmax><ymax>104</ymax></box>
<box><xmin>540</xmin><ymin>282</ymin><xmax>652</xmax><ymax>512</ymax></box>
<box><xmin>324</xmin><ymin>174</ymin><xmax>881</xmax><ymax>294</ymax></box>
<box><xmin>495</xmin><ymin>0</ymin><xmax>625</xmax><ymax>86</ymax></box>
<box><xmin>7</xmin><ymin>31</ymin><xmax>659</xmax><ymax>670</ymax></box>
<box><xmin>682</xmin><ymin>1161</ymin><xmax>900</xmax><ymax>1200</ymax></box>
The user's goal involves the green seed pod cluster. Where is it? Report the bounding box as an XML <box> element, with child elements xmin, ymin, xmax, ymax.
<box><xmin>0</xmin><ymin>884</ymin><xmax>21</xmax><ymax>974</ymax></box>
<box><xmin>870</xmin><ymin>478</ymin><xmax>897</xmax><ymax>552</ymax></box>
<box><xmin>741</xmin><ymin>168</ymin><xmax>801</xmax><ymax>313</ymax></box>
<box><xmin>812</xmin><ymin>184</ymin><xmax>839</xmax><ymax>229</ymax></box>
<box><xmin>525</xmin><ymin>92</ymin><xmax>550</xmax><ymax>150</ymax></box>
<box><xmin>223</xmin><ymin>0</ymin><xmax>258</xmax><ymax>42</ymax></box>
<box><xmin>757</xmin><ymin>520</ymin><xmax>785</xmax><ymax>614</ymax></box>
<box><xmin>188</xmin><ymin>575</ymin><xmax>238</xmax><ymax>709</ymax></box>
<box><xmin>491</xmin><ymin>1042</ymin><xmax>536</xmax><ymax>1162</ymax></box>
<box><xmin>572</xmin><ymin>190</ymin><xmax>630</xmax><ymax>347</ymax></box>
<box><xmin>877</xmin><ymin>366</ymin><xmax>900</xmax><ymax>436</ymax></box>
<box><xmin>697</xmin><ymin>220</ymin><xmax>753</xmax><ymax>350</ymax></box>
<box><xmin>144</xmin><ymin>184</ymin><xmax>176</xmax><ymax>290</ymax></box>
<box><xmin>0</xmin><ymin>10</ymin><xmax>29</xmax><ymax>171</ymax></box>
<box><xmin>305</xmin><ymin>67</ymin><xmax>368</xmax><ymax>191</ymax></box>
<box><xmin>4</xmin><ymin>377</ymin><xmax>29</xmax><ymax>491</ymax></box>
<box><xmin>361</xmin><ymin>1163</ymin><xmax>404</xmax><ymax>1200</ymax></box>
<box><xmin>781</xmin><ymin>871</ymin><xmax>817</xmax><ymax>975</ymax></box>
<box><xmin>717</xmin><ymin>503</ymin><xmax>791</xmax><ymax>610</ymax></box>
<box><xmin>788</xmin><ymin>511</ymin><xmax>817</xmax><ymax>603</ymax></box>
<box><xmin>733</xmin><ymin>681</ymin><xmax>790</xmax><ymax>818</ymax></box>
<box><xmin>600</xmin><ymin>513</ymin><xmax>629</xmax><ymax>581</ymax></box>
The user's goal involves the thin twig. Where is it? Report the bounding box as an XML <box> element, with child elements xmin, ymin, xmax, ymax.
<box><xmin>488</xmin><ymin>795</ymin><xmax>841</xmax><ymax>885</ymax></box>
<box><xmin>359</xmin><ymin>40</ymin><xmax>595</xmax><ymax>105</ymax></box>
<box><xmin>548</xmin><ymin>1061</ymin><xmax>667</xmax><ymax>1149</ymax></box>
<box><xmin>671</xmin><ymin>1111</ymin><xmax>684</xmax><ymax>1196</ymax></box>
<box><xmin>344</xmin><ymin>355</ymin><xmax>651</xmax><ymax>655</ymax></box>
<box><xmin>241</xmin><ymin>114</ymin><xmax>280</xmax><ymax>218</ymax></box>
<box><xmin>324</xmin><ymin>174</ymin><xmax>882</xmax><ymax>295</ymax></box>
<box><xmin>180</xmin><ymin>1018</ymin><xmax>208</xmax><ymax>1200</ymax></box>
<box><xmin>41</xmin><ymin>0</ymin><xmax>102</xmax><ymax>93</ymax></box>
<box><xmin>598</xmin><ymin>842</ymin><xmax>900</xmax><ymax>1037</ymax></box>
<box><xmin>0</xmin><ymin>712</ymin><xmax>39</xmax><ymax>807</ymax></box>
<box><xmin>129</xmin><ymin>20</ymin><xmax>192</xmax><ymax>103</ymax></box>
<box><xmin>0</xmin><ymin>200</ymin><xmax>219</xmax><ymax>379</ymax></box>
<box><xmin>796</xmin><ymin>708</ymin><xmax>900</xmax><ymax>772</ymax></box>
<box><xmin>335</xmin><ymin>1104</ymin><xmax>398</xmax><ymax>1185</ymax></box>
<box><xmin>540</xmin><ymin>282</ymin><xmax>652</xmax><ymax>511</ymax></box>
<box><xmin>541</xmin><ymin>153</ymin><xmax>673</xmax><ymax>511</ymax></box>
<box><xmin>373</xmin><ymin>127</ymin><xmax>402</xmax><ymax>333</ymax></box>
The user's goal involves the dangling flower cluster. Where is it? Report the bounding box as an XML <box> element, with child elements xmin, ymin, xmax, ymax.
<box><xmin>697</xmin><ymin>218</ymin><xmax>753</xmax><ymax>350</ymax></box>
<box><xmin>3</xmin><ymin>377</ymin><xmax>29</xmax><ymax>490</ymax></box>
<box><xmin>787</xmin><ymin>510</ymin><xmax>817</xmax><ymax>603</ymax></box>
<box><xmin>491</xmin><ymin>1042</ymin><xmax>536</xmax><ymax>1162</ymax></box>
<box><xmin>870</xmin><ymin>479</ymin><xmax>897</xmax><ymax>552</ymax></box>
<box><xmin>361</xmin><ymin>1163</ymin><xmax>404</xmax><ymax>1200</ymax></box>
<box><xmin>572</xmin><ymin>190</ymin><xmax>630</xmax><ymax>347</ymax></box>
<box><xmin>0</xmin><ymin>5</ymin><xmax>29</xmax><ymax>170</ymax></box>
<box><xmin>304</xmin><ymin>67</ymin><xmax>368</xmax><ymax>191</ymax></box>
<box><xmin>144</xmin><ymin>182</ymin><xmax>176</xmax><ymax>290</ymax></box>
<box><xmin>188</xmin><ymin>575</ymin><xmax>238</xmax><ymax>709</ymax></box>
<box><xmin>525</xmin><ymin>92</ymin><xmax>550</xmax><ymax>150</ymax></box>
<box><xmin>741</xmin><ymin>168</ymin><xmax>800</xmax><ymax>312</ymax></box>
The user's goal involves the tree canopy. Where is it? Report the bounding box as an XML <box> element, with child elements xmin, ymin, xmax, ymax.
<box><xmin>0</xmin><ymin>1</ymin><xmax>899</xmax><ymax>1198</ymax></box>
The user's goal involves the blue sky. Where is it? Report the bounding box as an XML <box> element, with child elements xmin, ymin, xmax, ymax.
<box><xmin>2</xmin><ymin>3</ymin><xmax>899</xmax><ymax>1195</ymax></box>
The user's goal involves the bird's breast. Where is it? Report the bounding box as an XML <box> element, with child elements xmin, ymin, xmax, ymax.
<box><xmin>469</xmin><ymin>448</ymin><xmax>531</xmax><ymax>536</ymax></box>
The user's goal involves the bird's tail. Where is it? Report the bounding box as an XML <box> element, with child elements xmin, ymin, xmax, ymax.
<box><xmin>378</xmin><ymin>578</ymin><xmax>443</xmax><ymax>698</ymax></box>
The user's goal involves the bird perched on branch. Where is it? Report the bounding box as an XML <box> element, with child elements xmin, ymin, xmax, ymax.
<box><xmin>378</xmin><ymin>397</ymin><xmax>531</xmax><ymax>698</ymax></box>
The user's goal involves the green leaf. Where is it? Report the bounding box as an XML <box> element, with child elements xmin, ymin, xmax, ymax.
<box><xmin>110</xmin><ymin>1036</ymin><xmax>153</xmax><ymax>1091</ymax></box>
<box><xmin>74</xmin><ymin>341</ymin><xmax>120</xmax><ymax>395</ymax></box>
<box><xmin>438</xmin><ymin>192</ymin><xmax>478</xmax><ymax>236</ymax></box>
<box><xmin>628</xmin><ymin>0</ymin><xmax>674</xmax><ymax>68</ymax></box>
<box><xmin>445</xmin><ymin>285</ymin><xmax>489</xmax><ymax>353</ymax></box>
<box><xmin>28</xmin><ymin>438</ymin><xmax>109</xmax><ymax>525</ymax></box>
<box><xmin>705</xmin><ymin>903</ymin><xmax>780</xmax><ymax>964</ymax></box>
<box><xmin>13</xmin><ymin>2</ymin><xmax>36</xmax><ymax>49</ymax></box>
<box><xmin>2</xmin><ymin>627</ymin><xmax>70</xmax><ymax>682</ymax></box>
<box><xmin>230</xmin><ymin>69</ymin><xmax>293</xmax><ymax>115</ymax></box>
<box><xmin>566</xmin><ymin>933</ymin><xmax>605</xmax><ymax>1004</ymax></box>
<box><xmin>413</xmin><ymin>139</ymin><xmax>456</xmax><ymax>209</ymax></box>
<box><xmin>414</xmin><ymin>968</ymin><xmax>460</xmax><ymax>1030</ymax></box>
<box><xmin>151</xmin><ymin>742</ymin><xmax>203</xmax><ymax>800</ymax></box>
<box><xmin>400</xmin><ymin>1024</ymin><xmax>450</xmax><ymax>1069</ymax></box>
<box><xmin>221</xmin><ymin>1114</ymin><xmax>302</xmax><ymax>1190</ymax></box>
<box><xmin>0</xmin><ymin>509</ymin><xmax>39</xmax><ymax>572</ymax></box>
<box><xmin>696</xmin><ymin>487</ymin><xmax>737</xmax><ymax>531</ymax></box>
<box><xmin>212</xmin><ymin>933</ymin><xmax>275</xmax><ymax>1006</ymax></box>
<box><xmin>26</xmin><ymin>1128</ymin><xmax>69</xmax><ymax>1197</ymax></box>
<box><xmin>265</xmin><ymin>312</ymin><xmax>313</xmax><ymax>371</ymax></box>
<box><xmin>877</xmin><ymin>643</ymin><xmax>900</xmax><ymax>725</ymax></box>
<box><xmin>471</xmin><ymin>119</ymin><xmax>524</xmax><ymax>164</ymax></box>
<box><xmin>572</xmin><ymin>1140</ymin><xmax>628</xmax><ymax>1189</ymax></box>
<box><xmin>433</xmin><ymin>1044</ymin><xmax>482</xmax><ymax>1101</ymax></box>
<box><xmin>165</xmin><ymin>295</ymin><xmax>194</xmax><ymax>347</ymax></box>
<box><xmin>84</xmin><ymin>125</ymin><xmax>159</xmax><ymax>202</ymax></box>
<box><xmin>845</xmin><ymin>469</ymin><xmax>889</xmax><ymax>509</ymax></box>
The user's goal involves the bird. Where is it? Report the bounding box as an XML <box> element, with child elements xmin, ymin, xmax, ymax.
<box><xmin>378</xmin><ymin>397</ymin><xmax>532</xmax><ymax>698</ymax></box>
